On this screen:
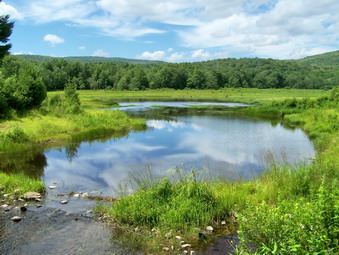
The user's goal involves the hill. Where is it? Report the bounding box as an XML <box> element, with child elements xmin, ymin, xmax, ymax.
<box><xmin>297</xmin><ymin>50</ymin><xmax>339</xmax><ymax>66</ymax></box>
<box><xmin>13</xmin><ymin>54</ymin><xmax>164</xmax><ymax>65</ymax></box>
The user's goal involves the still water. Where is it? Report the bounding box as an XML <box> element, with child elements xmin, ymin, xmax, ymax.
<box><xmin>42</xmin><ymin>102</ymin><xmax>314</xmax><ymax>197</ymax></box>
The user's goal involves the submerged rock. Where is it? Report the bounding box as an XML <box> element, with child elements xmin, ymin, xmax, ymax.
<box><xmin>23</xmin><ymin>192</ymin><xmax>41</xmax><ymax>200</ymax></box>
<box><xmin>60</xmin><ymin>200</ymin><xmax>69</xmax><ymax>204</ymax></box>
<box><xmin>20</xmin><ymin>206</ymin><xmax>27</xmax><ymax>212</ymax></box>
<box><xmin>11</xmin><ymin>216</ymin><xmax>22</xmax><ymax>222</ymax></box>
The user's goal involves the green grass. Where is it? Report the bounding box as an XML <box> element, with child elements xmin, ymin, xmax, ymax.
<box><xmin>52</xmin><ymin>88</ymin><xmax>329</xmax><ymax>108</ymax></box>
<box><xmin>0</xmin><ymin>172</ymin><xmax>45</xmax><ymax>197</ymax></box>
<box><xmin>0</xmin><ymin>109</ymin><xmax>146</xmax><ymax>152</ymax></box>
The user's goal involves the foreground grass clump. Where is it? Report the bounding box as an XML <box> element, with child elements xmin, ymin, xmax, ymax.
<box><xmin>109</xmin><ymin>172</ymin><xmax>224</xmax><ymax>231</ymax></box>
<box><xmin>0</xmin><ymin>172</ymin><xmax>45</xmax><ymax>197</ymax></box>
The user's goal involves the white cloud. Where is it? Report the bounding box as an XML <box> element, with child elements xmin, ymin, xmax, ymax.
<box><xmin>43</xmin><ymin>34</ymin><xmax>64</xmax><ymax>46</ymax></box>
<box><xmin>6</xmin><ymin>0</ymin><xmax>339</xmax><ymax>59</ymax></box>
<box><xmin>12</xmin><ymin>51</ymin><xmax>33</xmax><ymax>55</ymax></box>
<box><xmin>136</xmin><ymin>51</ymin><xmax>166</xmax><ymax>61</ymax></box>
<box><xmin>92</xmin><ymin>49</ymin><xmax>109</xmax><ymax>57</ymax></box>
<box><xmin>166</xmin><ymin>52</ymin><xmax>185</xmax><ymax>62</ymax></box>
<box><xmin>136</xmin><ymin>50</ymin><xmax>186</xmax><ymax>62</ymax></box>
<box><xmin>0</xmin><ymin>2</ymin><xmax>23</xmax><ymax>19</ymax></box>
<box><xmin>78</xmin><ymin>46</ymin><xmax>86</xmax><ymax>50</ymax></box>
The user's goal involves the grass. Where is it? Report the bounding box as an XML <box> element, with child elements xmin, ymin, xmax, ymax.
<box><xmin>0</xmin><ymin>172</ymin><xmax>45</xmax><ymax>197</ymax></box>
<box><xmin>0</xmin><ymin>109</ymin><xmax>146</xmax><ymax>152</ymax></box>
<box><xmin>95</xmin><ymin>88</ymin><xmax>338</xmax><ymax>254</ymax></box>
<box><xmin>48</xmin><ymin>88</ymin><xmax>329</xmax><ymax>108</ymax></box>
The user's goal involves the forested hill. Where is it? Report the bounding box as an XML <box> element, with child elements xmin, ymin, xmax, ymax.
<box><xmin>2</xmin><ymin>52</ymin><xmax>338</xmax><ymax>91</ymax></box>
<box><xmin>297</xmin><ymin>50</ymin><xmax>339</xmax><ymax>66</ymax></box>
<box><xmin>14</xmin><ymin>54</ymin><xmax>164</xmax><ymax>65</ymax></box>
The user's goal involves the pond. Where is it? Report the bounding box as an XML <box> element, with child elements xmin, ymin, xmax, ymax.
<box><xmin>0</xmin><ymin>101</ymin><xmax>315</xmax><ymax>254</ymax></box>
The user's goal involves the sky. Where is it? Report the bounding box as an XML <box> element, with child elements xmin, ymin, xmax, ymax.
<box><xmin>0</xmin><ymin>0</ymin><xmax>338</xmax><ymax>62</ymax></box>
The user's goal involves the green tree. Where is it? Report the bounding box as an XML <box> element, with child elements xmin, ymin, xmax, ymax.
<box><xmin>0</xmin><ymin>15</ymin><xmax>14</xmax><ymax>59</ymax></box>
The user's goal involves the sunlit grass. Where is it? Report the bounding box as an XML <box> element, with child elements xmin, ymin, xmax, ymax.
<box><xmin>0</xmin><ymin>172</ymin><xmax>45</xmax><ymax>196</ymax></box>
<box><xmin>0</xmin><ymin>109</ymin><xmax>146</xmax><ymax>152</ymax></box>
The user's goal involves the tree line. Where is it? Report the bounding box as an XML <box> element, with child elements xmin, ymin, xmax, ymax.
<box><xmin>3</xmin><ymin>54</ymin><xmax>338</xmax><ymax>93</ymax></box>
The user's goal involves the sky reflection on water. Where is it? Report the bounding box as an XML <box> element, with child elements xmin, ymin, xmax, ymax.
<box><xmin>44</xmin><ymin>114</ymin><xmax>315</xmax><ymax>196</ymax></box>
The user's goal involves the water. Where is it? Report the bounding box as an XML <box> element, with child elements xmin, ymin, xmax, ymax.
<box><xmin>0</xmin><ymin>101</ymin><xmax>315</xmax><ymax>254</ymax></box>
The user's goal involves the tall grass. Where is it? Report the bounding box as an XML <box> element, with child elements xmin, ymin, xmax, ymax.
<box><xmin>0</xmin><ymin>172</ymin><xmax>45</xmax><ymax>196</ymax></box>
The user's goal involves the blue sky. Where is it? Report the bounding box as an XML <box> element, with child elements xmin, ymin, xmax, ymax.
<box><xmin>0</xmin><ymin>0</ymin><xmax>338</xmax><ymax>62</ymax></box>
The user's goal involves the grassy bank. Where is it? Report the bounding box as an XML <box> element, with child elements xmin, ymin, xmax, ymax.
<box><xmin>54</xmin><ymin>88</ymin><xmax>329</xmax><ymax>108</ymax></box>
<box><xmin>95</xmin><ymin>89</ymin><xmax>338</xmax><ymax>254</ymax></box>
<box><xmin>0</xmin><ymin>109</ymin><xmax>146</xmax><ymax>152</ymax></box>
<box><xmin>0</xmin><ymin>172</ymin><xmax>45</xmax><ymax>198</ymax></box>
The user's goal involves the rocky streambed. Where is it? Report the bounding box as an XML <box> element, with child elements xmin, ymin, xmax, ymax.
<box><xmin>0</xmin><ymin>191</ymin><xmax>138</xmax><ymax>255</ymax></box>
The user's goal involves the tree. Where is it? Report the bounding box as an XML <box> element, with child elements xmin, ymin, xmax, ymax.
<box><xmin>0</xmin><ymin>15</ymin><xmax>14</xmax><ymax>59</ymax></box>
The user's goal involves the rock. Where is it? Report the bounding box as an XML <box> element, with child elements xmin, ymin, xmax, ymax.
<box><xmin>163</xmin><ymin>247</ymin><xmax>170</xmax><ymax>252</ymax></box>
<box><xmin>206</xmin><ymin>226</ymin><xmax>214</xmax><ymax>232</ymax></box>
<box><xmin>181</xmin><ymin>244</ymin><xmax>191</xmax><ymax>249</ymax></box>
<box><xmin>86</xmin><ymin>210</ymin><xmax>93</xmax><ymax>213</ymax></box>
<box><xmin>151</xmin><ymin>227</ymin><xmax>157</xmax><ymax>232</ymax></box>
<box><xmin>175</xmin><ymin>235</ymin><xmax>183</xmax><ymax>240</ymax></box>
<box><xmin>36</xmin><ymin>204</ymin><xmax>42</xmax><ymax>208</ymax></box>
<box><xmin>199</xmin><ymin>232</ymin><xmax>207</xmax><ymax>240</ymax></box>
<box><xmin>60</xmin><ymin>200</ymin><xmax>68</xmax><ymax>204</ymax></box>
<box><xmin>18</xmin><ymin>198</ymin><xmax>25</xmax><ymax>202</ymax></box>
<box><xmin>73</xmin><ymin>193</ymin><xmax>80</xmax><ymax>198</ymax></box>
<box><xmin>35</xmin><ymin>198</ymin><xmax>41</xmax><ymax>202</ymax></box>
<box><xmin>183</xmin><ymin>251</ymin><xmax>188</xmax><ymax>254</ymax></box>
<box><xmin>1</xmin><ymin>204</ymin><xmax>9</xmax><ymax>209</ymax></box>
<box><xmin>134</xmin><ymin>227</ymin><xmax>140</xmax><ymax>232</ymax></box>
<box><xmin>48</xmin><ymin>185</ymin><xmax>58</xmax><ymax>189</ymax></box>
<box><xmin>11</xmin><ymin>216</ymin><xmax>22</xmax><ymax>222</ymax></box>
<box><xmin>4</xmin><ymin>194</ymin><xmax>10</xmax><ymax>198</ymax></box>
<box><xmin>82</xmin><ymin>192</ymin><xmax>89</xmax><ymax>198</ymax></box>
<box><xmin>20</xmin><ymin>206</ymin><xmax>27</xmax><ymax>212</ymax></box>
<box><xmin>23</xmin><ymin>192</ymin><xmax>41</xmax><ymax>200</ymax></box>
<box><xmin>221</xmin><ymin>221</ymin><xmax>226</xmax><ymax>226</ymax></box>
<box><xmin>164</xmin><ymin>232</ymin><xmax>172</xmax><ymax>238</ymax></box>
<box><xmin>190</xmin><ymin>251</ymin><xmax>196</xmax><ymax>255</ymax></box>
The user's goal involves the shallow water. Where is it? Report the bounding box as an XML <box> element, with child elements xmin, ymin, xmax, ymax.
<box><xmin>0</xmin><ymin>101</ymin><xmax>315</xmax><ymax>254</ymax></box>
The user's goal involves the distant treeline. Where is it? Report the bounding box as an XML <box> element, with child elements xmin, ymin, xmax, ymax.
<box><xmin>2</xmin><ymin>55</ymin><xmax>338</xmax><ymax>92</ymax></box>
